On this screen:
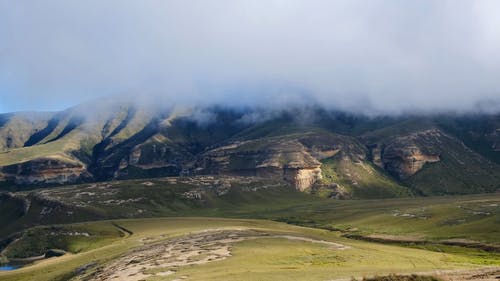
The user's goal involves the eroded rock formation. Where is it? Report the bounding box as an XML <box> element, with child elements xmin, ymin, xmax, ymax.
<box><xmin>382</xmin><ymin>145</ymin><xmax>440</xmax><ymax>179</ymax></box>
<box><xmin>196</xmin><ymin>134</ymin><xmax>365</xmax><ymax>191</ymax></box>
<box><xmin>0</xmin><ymin>157</ymin><xmax>89</xmax><ymax>185</ymax></box>
<box><xmin>283</xmin><ymin>167</ymin><xmax>322</xmax><ymax>191</ymax></box>
<box><xmin>198</xmin><ymin>139</ymin><xmax>323</xmax><ymax>190</ymax></box>
<box><xmin>368</xmin><ymin>129</ymin><xmax>442</xmax><ymax>179</ymax></box>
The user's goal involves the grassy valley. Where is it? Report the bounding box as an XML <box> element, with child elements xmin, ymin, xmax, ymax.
<box><xmin>0</xmin><ymin>177</ymin><xmax>498</xmax><ymax>280</ymax></box>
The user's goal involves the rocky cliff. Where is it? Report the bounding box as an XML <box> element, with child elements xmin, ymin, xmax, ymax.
<box><xmin>0</xmin><ymin>157</ymin><xmax>89</xmax><ymax>185</ymax></box>
<box><xmin>198</xmin><ymin>138</ymin><xmax>323</xmax><ymax>190</ymax></box>
<box><xmin>112</xmin><ymin>133</ymin><xmax>192</xmax><ymax>179</ymax></box>
<box><xmin>369</xmin><ymin>129</ymin><xmax>442</xmax><ymax>179</ymax></box>
<box><xmin>196</xmin><ymin>133</ymin><xmax>370</xmax><ymax>191</ymax></box>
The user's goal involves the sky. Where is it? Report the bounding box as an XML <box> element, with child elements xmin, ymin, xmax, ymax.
<box><xmin>1</xmin><ymin>0</ymin><xmax>500</xmax><ymax>115</ymax></box>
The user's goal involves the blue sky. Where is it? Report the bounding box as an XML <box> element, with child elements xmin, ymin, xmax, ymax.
<box><xmin>1</xmin><ymin>1</ymin><xmax>500</xmax><ymax>114</ymax></box>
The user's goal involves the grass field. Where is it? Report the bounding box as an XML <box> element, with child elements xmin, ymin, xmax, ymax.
<box><xmin>0</xmin><ymin>178</ymin><xmax>499</xmax><ymax>280</ymax></box>
<box><xmin>1</xmin><ymin>217</ymin><xmax>497</xmax><ymax>281</ymax></box>
<box><xmin>2</xmin><ymin>178</ymin><xmax>499</xmax><ymax>247</ymax></box>
<box><xmin>258</xmin><ymin>194</ymin><xmax>500</xmax><ymax>245</ymax></box>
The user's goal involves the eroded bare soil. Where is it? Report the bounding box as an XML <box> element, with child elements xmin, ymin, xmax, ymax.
<box><xmin>82</xmin><ymin>229</ymin><xmax>347</xmax><ymax>281</ymax></box>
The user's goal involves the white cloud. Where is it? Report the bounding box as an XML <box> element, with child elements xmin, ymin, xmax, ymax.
<box><xmin>0</xmin><ymin>0</ymin><xmax>499</xmax><ymax>114</ymax></box>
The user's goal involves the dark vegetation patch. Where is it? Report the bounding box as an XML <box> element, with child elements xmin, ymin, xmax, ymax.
<box><xmin>47</xmin><ymin>116</ymin><xmax>85</xmax><ymax>143</ymax></box>
<box><xmin>89</xmin><ymin>117</ymin><xmax>162</xmax><ymax>180</ymax></box>
<box><xmin>437</xmin><ymin>115</ymin><xmax>500</xmax><ymax>165</ymax></box>
<box><xmin>24</xmin><ymin>117</ymin><xmax>60</xmax><ymax>147</ymax></box>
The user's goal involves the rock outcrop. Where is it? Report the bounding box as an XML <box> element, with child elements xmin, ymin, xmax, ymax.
<box><xmin>0</xmin><ymin>157</ymin><xmax>89</xmax><ymax>185</ymax></box>
<box><xmin>367</xmin><ymin>129</ymin><xmax>443</xmax><ymax>179</ymax></box>
<box><xmin>283</xmin><ymin>167</ymin><xmax>322</xmax><ymax>191</ymax></box>
<box><xmin>198</xmin><ymin>138</ymin><xmax>323</xmax><ymax>190</ymax></box>
<box><xmin>127</xmin><ymin>134</ymin><xmax>186</xmax><ymax>169</ymax></box>
<box><xmin>111</xmin><ymin>133</ymin><xmax>192</xmax><ymax>179</ymax></box>
<box><xmin>382</xmin><ymin>145</ymin><xmax>440</xmax><ymax>179</ymax></box>
<box><xmin>196</xmin><ymin>133</ymin><xmax>365</xmax><ymax>191</ymax></box>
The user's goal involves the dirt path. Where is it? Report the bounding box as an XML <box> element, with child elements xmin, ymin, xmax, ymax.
<box><xmin>276</xmin><ymin>235</ymin><xmax>349</xmax><ymax>250</ymax></box>
<box><xmin>83</xmin><ymin>229</ymin><xmax>348</xmax><ymax>281</ymax></box>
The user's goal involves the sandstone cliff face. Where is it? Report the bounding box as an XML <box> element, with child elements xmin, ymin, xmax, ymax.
<box><xmin>0</xmin><ymin>157</ymin><xmax>89</xmax><ymax>185</ymax></box>
<box><xmin>112</xmin><ymin>134</ymin><xmax>192</xmax><ymax>178</ymax></box>
<box><xmin>198</xmin><ymin>137</ymin><xmax>325</xmax><ymax>190</ymax></box>
<box><xmin>370</xmin><ymin>145</ymin><xmax>384</xmax><ymax>168</ymax></box>
<box><xmin>382</xmin><ymin>145</ymin><xmax>440</xmax><ymax>179</ymax></box>
<box><xmin>283</xmin><ymin>167</ymin><xmax>322</xmax><ymax>191</ymax></box>
<box><xmin>367</xmin><ymin>129</ymin><xmax>442</xmax><ymax>179</ymax></box>
<box><xmin>196</xmin><ymin>133</ymin><xmax>366</xmax><ymax>191</ymax></box>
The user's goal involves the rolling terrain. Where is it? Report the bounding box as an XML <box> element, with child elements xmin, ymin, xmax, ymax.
<box><xmin>1</xmin><ymin>103</ymin><xmax>500</xmax><ymax>280</ymax></box>
<box><xmin>1</xmin><ymin>217</ymin><xmax>499</xmax><ymax>281</ymax></box>
<box><xmin>0</xmin><ymin>178</ymin><xmax>498</xmax><ymax>280</ymax></box>
<box><xmin>1</xmin><ymin>178</ymin><xmax>499</xmax><ymax>247</ymax></box>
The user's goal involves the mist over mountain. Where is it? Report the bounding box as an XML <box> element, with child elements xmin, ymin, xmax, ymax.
<box><xmin>0</xmin><ymin>101</ymin><xmax>499</xmax><ymax>199</ymax></box>
<box><xmin>1</xmin><ymin>1</ymin><xmax>500</xmax><ymax>114</ymax></box>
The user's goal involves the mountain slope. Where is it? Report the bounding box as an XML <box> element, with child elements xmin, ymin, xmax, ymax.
<box><xmin>0</xmin><ymin>112</ymin><xmax>53</xmax><ymax>151</ymax></box>
<box><xmin>1</xmin><ymin>104</ymin><xmax>500</xmax><ymax>197</ymax></box>
<box><xmin>362</xmin><ymin>124</ymin><xmax>500</xmax><ymax>195</ymax></box>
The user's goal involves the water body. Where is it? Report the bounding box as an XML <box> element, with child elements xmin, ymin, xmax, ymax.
<box><xmin>0</xmin><ymin>265</ymin><xmax>18</xmax><ymax>271</ymax></box>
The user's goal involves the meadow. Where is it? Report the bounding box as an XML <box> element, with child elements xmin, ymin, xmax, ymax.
<box><xmin>1</xmin><ymin>217</ymin><xmax>498</xmax><ymax>281</ymax></box>
<box><xmin>0</xmin><ymin>179</ymin><xmax>499</xmax><ymax>281</ymax></box>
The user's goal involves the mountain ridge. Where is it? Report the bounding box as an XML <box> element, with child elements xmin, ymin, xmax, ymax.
<box><xmin>1</xmin><ymin>102</ymin><xmax>499</xmax><ymax>198</ymax></box>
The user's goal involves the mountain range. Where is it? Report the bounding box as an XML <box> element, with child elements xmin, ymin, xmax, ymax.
<box><xmin>1</xmin><ymin>101</ymin><xmax>500</xmax><ymax>198</ymax></box>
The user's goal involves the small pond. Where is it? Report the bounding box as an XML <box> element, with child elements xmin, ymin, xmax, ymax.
<box><xmin>0</xmin><ymin>265</ymin><xmax>19</xmax><ymax>271</ymax></box>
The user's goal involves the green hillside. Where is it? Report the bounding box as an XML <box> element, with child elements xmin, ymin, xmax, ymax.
<box><xmin>1</xmin><ymin>105</ymin><xmax>500</xmax><ymax>197</ymax></box>
<box><xmin>317</xmin><ymin>155</ymin><xmax>411</xmax><ymax>198</ymax></box>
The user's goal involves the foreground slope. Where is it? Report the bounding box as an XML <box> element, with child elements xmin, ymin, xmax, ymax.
<box><xmin>0</xmin><ymin>218</ymin><xmax>498</xmax><ymax>281</ymax></box>
<box><xmin>0</xmin><ymin>178</ymin><xmax>498</xmax><ymax>280</ymax></box>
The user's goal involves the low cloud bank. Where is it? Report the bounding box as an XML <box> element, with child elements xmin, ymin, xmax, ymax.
<box><xmin>1</xmin><ymin>1</ymin><xmax>500</xmax><ymax>115</ymax></box>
